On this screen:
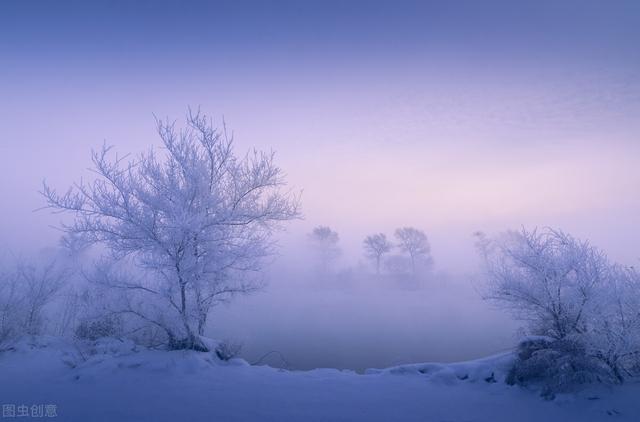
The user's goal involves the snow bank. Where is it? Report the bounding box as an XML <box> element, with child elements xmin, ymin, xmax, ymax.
<box><xmin>0</xmin><ymin>335</ymin><xmax>80</xmax><ymax>376</ymax></box>
<box><xmin>365</xmin><ymin>351</ymin><xmax>515</xmax><ymax>384</ymax></box>
<box><xmin>0</xmin><ymin>335</ymin><xmax>248</xmax><ymax>382</ymax></box>
<box><xmin>1</xmin><ymin>336</ymin><xmax>639</xmax><ymax>422</ymax></box>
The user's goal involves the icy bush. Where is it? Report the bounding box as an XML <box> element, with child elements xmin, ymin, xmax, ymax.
<box><xmin>479</xmin><ymin>228</ymin><xmax>640</xmax><ymax>389</ymax></box>
<box><xmin>0</xmin><ymin>260</ymin><xmax>66</xmax><ymax>344</ymax></box>
<box><xmin>506</xmin><ymin>337</ymin><xmax>613</xmax><ymax>398</ymax></box>
<box><xmin>75</xmin><ymin>316</ymin><xmax>122</xmax><ymax>341</ymax></box>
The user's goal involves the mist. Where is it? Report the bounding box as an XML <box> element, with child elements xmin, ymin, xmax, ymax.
<box><xmin>3</xmin><ymin>83</ymin><xmax>639</xmax><ymax>371</ymax></box>
<box><xmin>2</xmin><ymin>0</ymin><xmax>640</xmax><ymax>373</ymax></box>
<box><xmin>4</xmin><ymin>3</ymin><xmax>640</xmax><ymax>421</ymax></box>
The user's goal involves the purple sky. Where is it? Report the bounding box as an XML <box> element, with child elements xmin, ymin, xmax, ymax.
<box><xmin>1</xmin><ymin>1</ymin><xmax>639</xmax><ymax>270</ymax></box>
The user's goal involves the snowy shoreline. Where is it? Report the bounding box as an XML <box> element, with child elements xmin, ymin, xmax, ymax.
<box><xmin>1</xmin><ymin>336</ymin><xmax>638</xmax><ymax>422</ymax></box>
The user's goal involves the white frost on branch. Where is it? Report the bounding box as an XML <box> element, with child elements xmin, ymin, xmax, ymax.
<box><xmin>41</xmin><ymin>110</ymin><xmax>300</xmax><ymax>350</ymax></box>
<box><xmin>479</xmin><ymin>227</ymin><xmax>640</xmax><ymax>383</ymax></box>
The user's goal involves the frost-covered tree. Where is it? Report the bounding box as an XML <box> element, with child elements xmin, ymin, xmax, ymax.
<box><xmin>480</xmin><ymin>228</ymin><xmax>640</xmax><ymax>385</ymax></box>
<box><xmin>394</xmin><ymin>227</ymin><xmax>432</xmax><ymax>274</ymax></box>
<box><xmin>19</xmin><ymin>261</ymin><xmax>67</xmax><ymax>335</ymax></box>
<box><xmin>480</xmin><ymin>228</ymin><xmax>607</xmax><ymax>340</ymax></box>
<box><xmin>309</xmin><ymin>226</ymin><xmax>341</xmax><ymax>273</ymax></box>
<box><xmin>41</xmin><ymin>110</ymin><xmax>300</xmax><ymax>350</ymax></box>
<box><xmin>588</xmin><ymin>264</ymin><xmax>640</xmax><ymax>382</ymax></box>
<box><xmin>363</xmin><ymin>233</ymin><xmax>392</xmax><ymax>274</ymax></box>
<box><xmin>0</xmin><ymin>259</ymin><xmax>66</xmax><ymax>343</ymax></box>
<box><xmin>0</xmin><ymin>270</ymin><xmax>22</xmax><ymax>344</ymax></box>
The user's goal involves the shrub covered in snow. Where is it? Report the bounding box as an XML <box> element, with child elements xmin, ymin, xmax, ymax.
<box><xmin>506</xmin><ymin>337</ymin><xmax>614</xmax><ymax>398</ymax></box>
<box><xmin>479</xmin><ymin>228</ymin><xmax>640</xmax><ymax>390</ymax></box>
<box><xmin>0</xmin><ymin>260</ymin><xmax>67</xmax><ymax>345</ymax></box>
<box><xmin>75</xmin><ymin>315</ymin><xmax>123</xmax><ymax>341</ymax></box>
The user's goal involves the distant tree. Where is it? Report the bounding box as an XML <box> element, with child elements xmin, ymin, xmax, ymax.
<box><xmin>384</xmin><ymin>254</ymin><xmax>412</xmax><ymax>276</ymax></box>
<box><xmin>41</xmin><ymin>110</ymin><xmax>300</xmax><ymax>351</ymax></box>
<box><xmin>0</xmin><ymin>268</ymin><xmax>23</xmax><ymax>344</ymax></box>
<box><xmin>472</xmin><ymin>230</ymin><xmax>491</xmax><ymax>262</ymax></box>
<box><xmin>394</xmin><ymin>227</ymin><xmax>432</xmax><ymax>274</ymax></box>
<box><xmin>309</xmin><ymin>226</ymin><xmax>341</xmax><ymax>273</ymax></box>
<box><xmin>19</xmin><ymin>260</ymin><xmax>67</xmax><ymax>335</ymax></box>
<box><xmin>363</xmin><ymin>233</ymin><xmax>392</xmax><ymax>274</ymax></box>
<box><xmin>0</xmin><ymin>259</ymin><xmax>66</xmax><ymax>343</ymax></box>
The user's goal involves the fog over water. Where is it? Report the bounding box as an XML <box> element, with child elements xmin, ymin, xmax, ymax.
<box><xmin>209</xmin><ymin>270</ymin><xmax>518</xmax><ymax>371</ymax></box>
<box><xmin>2</xmin><ymin>1</ymin><xmax>640</xmax><ymax>370</ymax></box>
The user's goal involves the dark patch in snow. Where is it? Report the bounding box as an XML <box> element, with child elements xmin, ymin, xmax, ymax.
<box><xmin>484</xmin><ymin>372</ymin><xmax>497</xmax><ymax>383</ymax></box>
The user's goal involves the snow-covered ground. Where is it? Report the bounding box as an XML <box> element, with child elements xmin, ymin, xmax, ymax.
<box><xmin>1</xmin><ymin>336</ymin><xmax>638</xmax><ymax>422</ymax></box>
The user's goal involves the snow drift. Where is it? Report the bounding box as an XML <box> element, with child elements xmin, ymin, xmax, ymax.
<box><xmin>1</xmin><ymin>336</ymin><xmax>639</xmax><ymax>422</ymax></box>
